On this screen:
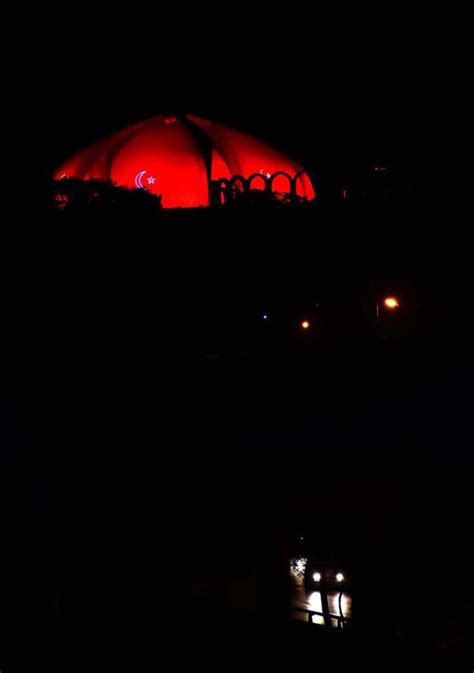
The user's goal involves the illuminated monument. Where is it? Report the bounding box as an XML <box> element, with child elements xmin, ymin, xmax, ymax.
<box><xmin>55</xmin><ymin>114</ymin><xmax>315</xmax><ymax>208</ymax></box>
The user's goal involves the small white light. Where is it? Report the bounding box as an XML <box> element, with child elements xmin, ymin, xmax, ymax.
<box><xmin>313</xmin><ymin>572</ymin><xmax>321</xmax><ymax>582</ymax></box>
<box><xmin>336</xmin><ymin>573</ymin><xmax>344</xmax><ymax>582</ymax></box>
<box><xmin>262</xmin><ymin>314</ymin><xmax>268</xmax><ymax>320</ymax></box>
<box><xmin>295</xmin><ymin>559</ymin><xmax>306</xmax><ymax>574</ymax></box>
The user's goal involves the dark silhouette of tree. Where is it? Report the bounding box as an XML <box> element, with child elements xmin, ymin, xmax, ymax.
<box><xmin>223</xmin><ymin>185</ymin><xmax>310</xmax><ymax>208</ymax></box>
<box><xmin>53</xmin><ymin>178</ymin><xmax>162</xmax><ymax>218</ymax></box>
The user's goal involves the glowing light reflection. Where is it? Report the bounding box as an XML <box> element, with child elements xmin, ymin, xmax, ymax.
<box><xmin>289</xmin><ymin>557</ymin><xmax>307</xmax><ymax>583</ymax></box>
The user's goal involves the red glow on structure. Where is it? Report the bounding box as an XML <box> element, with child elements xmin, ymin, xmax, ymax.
<box><xmin>109</xmin><ymin>118</ymin><xmax>208</xmax><ymax>208</ymax></box>
<box><xmin>211</xmin><ymin>147</ymin><xmax>232</xmax><ymax>181</ymax></box>
<box><xmin>55</xmin><ymin>114</ymin><xmax>315</xmax><ymax>209</ymax></box>
<box><xmin>249</xmin><ymin>174</ymin><xmax>267</xmax><ymax>191</ymax></box>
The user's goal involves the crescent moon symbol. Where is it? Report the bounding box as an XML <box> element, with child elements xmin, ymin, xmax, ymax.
<box><xmin>135</xmin><ymin>170</ymin><xmax>147</xmax><ymax>189</ymax></box>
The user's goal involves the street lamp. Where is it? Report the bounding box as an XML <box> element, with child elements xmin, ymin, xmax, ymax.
<box><xmin>376</xmin><ymin>295</ymin><xmax>400</xmax><ymax>326</ymax></box>
<box><xmin>383</xmin><ymin>297</ymin><xmax>400</xmax><ymax>310</ymax></box>
<box><xmin>300</xmin><ymin>320</ymin><xmax>311</xmax><ymax>330</ymax></box>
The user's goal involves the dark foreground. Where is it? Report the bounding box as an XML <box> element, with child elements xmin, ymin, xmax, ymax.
<box><xmin>1</xmin><ymin>198</ymin><xmax>474</xmax><ymax>669</ymax></box>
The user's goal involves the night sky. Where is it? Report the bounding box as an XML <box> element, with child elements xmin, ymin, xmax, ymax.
<box><xmin>4</xmin><ymin>31</ymin><xmax>469</xmax><ymax>194</ymax></box>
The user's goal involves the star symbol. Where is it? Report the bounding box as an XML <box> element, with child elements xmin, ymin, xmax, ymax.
<box><xmin>147</xmin><ymin>176</ymin><xmax>156</xmax><ymax>185</ymax></box>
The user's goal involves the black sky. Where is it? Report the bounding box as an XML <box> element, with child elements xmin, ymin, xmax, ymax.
<box><xmin>3</xmin><ymin>24</ymin><xmax>469</xmax><ymax>191</ymax></box>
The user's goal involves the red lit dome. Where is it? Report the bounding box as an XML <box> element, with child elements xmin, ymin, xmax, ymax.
<box><xmin>55</xmin><ymin>114</ymin><xmax>315</xmax><ymax>208</ymax></box>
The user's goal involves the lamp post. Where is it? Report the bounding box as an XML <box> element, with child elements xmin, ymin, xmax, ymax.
<box><xmin>376</xmin><ymin>295</ymin><xmax>400</xmax><ymax>327</ymax></box>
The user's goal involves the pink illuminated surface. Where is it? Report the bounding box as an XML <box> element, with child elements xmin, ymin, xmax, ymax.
<box><xmin>55</xmin><ymin>114</ymin><xmax>315</xmax><ymax>208</ymax></box>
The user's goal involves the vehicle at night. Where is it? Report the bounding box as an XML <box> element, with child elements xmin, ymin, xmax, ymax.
<box><xmin>304</xmin><ymin>559</ymin><xmax>351</xmax><ymax>592</ymax></box>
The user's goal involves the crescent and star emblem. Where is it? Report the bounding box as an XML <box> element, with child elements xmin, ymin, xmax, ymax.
<box><xmin>135</xmin><ymin>170</ymin><xmax>157</xmax><ymax>190</ymax></box>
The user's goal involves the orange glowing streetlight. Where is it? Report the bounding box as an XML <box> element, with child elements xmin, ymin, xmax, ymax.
<box><xmin>376</xmin><ymin>295</ymin><xmax>401</xmax><ymax>326</ymax></box>
<box><xmin>300</xmin><ymin>320</ymin><xmax>311</xmax><ymax>330</ymax></box>
<box><xmin>383</xmin><ymin>296</ymin><xmax>400</xmax><ymax>310</ymax></box>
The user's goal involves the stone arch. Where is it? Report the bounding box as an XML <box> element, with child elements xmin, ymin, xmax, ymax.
<box><xmin>294</xmin><ymin>170</ymin><xmax>315</xmax><ymax>200</ymax></box>
<box><xmin>229</xmin><ymin>175</ymin><xmax>248</xmax><ymax>200</ymax></box>
<box><xmin>215</xmin><ymin>178</ymin><xmax>229</xmax><ymax>205</ymax></box>
<box><xmin>248</xmin><ymin>173</ymin><xmax>269</xmax><ymax>192</ymax></box>
<box><xmin>269</xmin><ymin>171</ymin><xmax>293</xmax><ymax>195</ymax></box>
